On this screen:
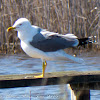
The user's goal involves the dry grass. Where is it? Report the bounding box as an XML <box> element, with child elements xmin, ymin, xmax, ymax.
<box><xmin>0</xmin><ymin>0</ymin><xmax>99</xmax><ymax>53</ymax></box>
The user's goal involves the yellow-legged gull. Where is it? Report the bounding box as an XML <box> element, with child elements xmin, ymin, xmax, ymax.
<box><xmin>7</xmin><ymin>18</ymin><xmax>83</xmax><ymax>78</ymax></box>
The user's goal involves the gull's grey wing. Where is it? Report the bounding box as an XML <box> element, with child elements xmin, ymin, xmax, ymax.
<box><xmin>30</xmin><ymin>32</ymin><xmax>78</xmax><ymax>52</ymax></box>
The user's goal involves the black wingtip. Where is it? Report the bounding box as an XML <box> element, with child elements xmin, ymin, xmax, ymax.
<box><xmin>78</xmin><ymin>36</ymin><xmax>97</xmax><ymax>46</ymax></box>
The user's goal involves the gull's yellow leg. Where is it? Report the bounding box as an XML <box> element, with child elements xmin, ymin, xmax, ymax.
<box><xmin>34</xmin><ymin>61</ymin><xmax>47</xmax><ymax>78</ymax></box>
<box><xmin>43</xmin><ymin>61</ymin><xmax>47</xmax><ymax>76</ymax></box>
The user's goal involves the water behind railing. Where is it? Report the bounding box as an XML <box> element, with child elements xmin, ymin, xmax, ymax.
<box><xmin>0</xmin><ymin>54</ymin><xmax>99</xmax><ymax>100</ymax></box>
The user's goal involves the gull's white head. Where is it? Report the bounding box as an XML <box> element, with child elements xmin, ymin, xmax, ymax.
<box><xmin>7</xmin><ymin>18</ymin><xmax>31</xmax><ymax>32</ymax></box>
<box><xmin>7</xmin><ymin>18</ymin><xmax>35</xmax><ymax>41</ymax></box>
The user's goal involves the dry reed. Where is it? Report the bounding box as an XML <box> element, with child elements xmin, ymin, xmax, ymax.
<box><xmin>0</xmin><ymin>0</ymin><xmax>99</xmax><ymax>53</ymax></box>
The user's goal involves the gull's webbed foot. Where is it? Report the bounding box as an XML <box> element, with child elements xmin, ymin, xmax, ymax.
<box><xmin>34</xmin><ymin>74</ymin><xmax>44</xmax><ymax>78</ymax></box>
<box><xmin>34</xmin><ymin>61</ymin><xmax>47</xmax><ymax>78</ymax></box>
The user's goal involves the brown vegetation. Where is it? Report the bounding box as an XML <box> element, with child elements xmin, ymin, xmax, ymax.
<box><xmin>0</xmin><ymin>0</ymin><xmax>99</xmax><ymax>53</ymax></box>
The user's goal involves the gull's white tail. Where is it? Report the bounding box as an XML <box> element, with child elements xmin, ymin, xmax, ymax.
<box><xmin>62</xmin><ymin>51</ymin><xmax>84</xmax><ymax>63</ymax></box>
<box><xmin>57</xmin><ymin>50</ymin><xmax>84</xmax><ymax>63</ymax></box>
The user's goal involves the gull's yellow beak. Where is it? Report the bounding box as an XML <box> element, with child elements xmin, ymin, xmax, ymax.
<box><xmin>7</xmin><ymin>27</ymin><xmax>16</xmax><ymax>32</ymax></box>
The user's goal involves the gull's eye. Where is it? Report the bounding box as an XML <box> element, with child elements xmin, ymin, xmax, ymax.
<box><xmin>19</xmin><ymin>24</ymin><xmax>22</xmax><ymax>26</ymax></box>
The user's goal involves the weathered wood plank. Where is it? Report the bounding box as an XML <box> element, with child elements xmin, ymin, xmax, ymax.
<box><xmin>0</xmin><ymin>71</ymin><xmax>100</xmax><ymax>88</ymax></box>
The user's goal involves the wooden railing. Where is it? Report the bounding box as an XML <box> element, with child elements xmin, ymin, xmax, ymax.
<box><xmin>0</xmin><ymin>71</ymin><xmax>100</xmax><ymax>100</ymax></box>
